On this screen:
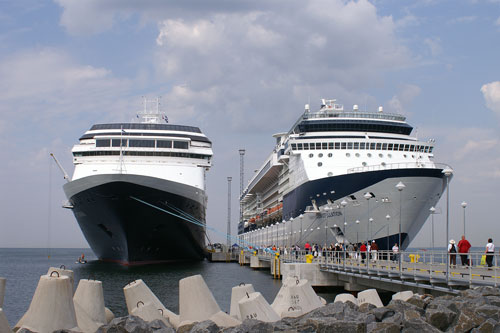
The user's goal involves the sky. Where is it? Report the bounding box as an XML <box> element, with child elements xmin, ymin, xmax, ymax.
<box><xmin>0</xmin><ymin>0</ymin><xmax>499</xmax><ymax>250</ymax></box>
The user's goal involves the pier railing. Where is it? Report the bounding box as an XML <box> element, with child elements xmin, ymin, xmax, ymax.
<box><xmin>250</xmin><ymin>249</ymin><xmax>499</xmax><ymax>288</ymax></box>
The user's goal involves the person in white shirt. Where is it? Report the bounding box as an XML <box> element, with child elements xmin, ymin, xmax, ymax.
<box><xmin>485</xmin><ymin>238</ymin><xmax>495</xmax><ymax>268</ymax></box>
<box><xmin>392</xmin><ymin>243</ymin><xmax>399</xmax><ymax>262</ymax></box>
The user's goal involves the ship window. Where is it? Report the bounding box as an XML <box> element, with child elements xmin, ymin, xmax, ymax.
<box><xmin>370</xmin><ymin>143</ymin><xmax>376</xmax><ymax>150</ymax></box>
<box><xmin>379</xmin><ymin>153</ymin><xmax>383</xmax><ymax>157</ymax></box>
<box><xmin>399</xmin><ymin>144</ymin><xmax>404</xmax><ymax>151</ymax></box>
<box><xmin>410</xmin><ymin>145</ymin><xmax>415</xmax><ymax>152</ymax></box>
<box><xmin>129</xmin><ymin>139</ymin><xmax>155</xmax><ymax>148</ymax></box>
<box><xmin>382</xmin><ymin>143</ymin><xmax>387</xmax><ymax>150</ymax></box>
<box><xmin>388</xmin><ymin>143</ymin><xmax>393</xmax><ymax>151</ymax></box>
<box><xmin>404</xmin><ymin>144</ymin><xmax>410</xmax><ymax>151</ymax></box>
<box><xmin>381</xmin><ymin>162</ymin><xmax>386</xmax><ymax>166</ymax></box>
<box><xmin>376</xmin><ymin>143</ymin><xmax>382</xmax><ymax>150</ymax></box>
<box><xmin>111</xmin><ymin>139</ymin><xmax>127</xmax><ymax>147</ymax></box>
<box><xmin>335</xmin><ymin>142</ymin><xmax>340</xmax><ymax>149</ymax></box>
<box><xmin>425</xmin><ymin>146</ymin><xmax>430</xmax><ymax>153</ymax></box>
<box><xmin>328</xmin><ymin>153</ymin><xmax>333</xmax><ymax>157</ymax></box>
<box><xmin>388</xmin><ymin>154</ymin><xmax>392</xmax><ymax>158</ymax></box>
<box><xmin>346</xmin><ymin>153</ymin><xmax>351</xmax><ymax>157</ymax></box>
<box><xmin>429</xmin><ymin>146</ymin><xmax>433</xmax><ymax>153</ymax></box>
<box><xmin>360</xmin><ymin>142</ymin><xmax>365</xmax><ymax>149</ymax></box>
<box><xmin>309</xmin><ymin>143</ymin><xmax>315</xmax><ymax>150</ymax></box>
<box><xmin>393</xmin><ymin>144</ymin><xmax>398</xmax><ymax>151</ymax></box>
<box><xmin>328</xmin><ymin>142</ymin><xmax>334</xmax><ymax>149</ymax></box>
<box><xmin>157</xmin><ymin>140</ymin><xmax>172</xmax><ymax>148</ymax></box>
<box><xmin>174</xmin><ymin>141</ymin><xmax>189</xmax><ymax>149</ymax></box>
<box><xmin>318</xmin><ymin>162</ymin><xmax>323</xmax><ymax>167</ymax></box>
<box><xmin>297</xmin><ymin>143</ymin><xmax>303</xmax><ymax>150</ymax></box>
<box><xmin>328</xmin><ymin>172</ymin><xmax>333</xmax><ymax>176</ymax></box>
<box><xmin>354</xmin><ymin>142</ymin><xmax>359</xmax><ymax>149</ymax></box>
<box><xmin>316</xmin><ymin>143</ymin><xmax>322</xmax><ymax>149</ymax></box>
<box><xmin>355</xmin><ymin>153</ymin><xmax>360</xmax><ymax>157</ymax></box>
<box><xmin>291</xmin><ymin>144</ymin><xmax>297</xmax><ymax>150</ymax></box>
<box><xmin>322</xmin><ymin>142</ymin><xmax>327</xmax><ymax>149</ymax></box>
<box><xmin>303</xmin><ymin>143</ymin><xmax>308</xmax><ymax>150</ymax></box>
<box><xmin>96</xmin><ymin>139</ymin><xmax>110</xmax><ymax>147</ymax></box>
<box><xmin>362</xmin><ymin>162</ymin><xmax>367</xmax><ymax>166</ymax></box>
<box><xmin>341</xmin><ymin>142</ymin><xmax>347</xmax><ymax>149</ymax></box>
<box><xmin>367</xmin><ymin>153</ymin><xmax>372</xmax><ymax>157</ymax></box>
<box><xmin>318</xmin><ymin>153</ymin><xmax>323</xmax><ymax>158</ymax></box>
<box><xmin>309</xmin><ymin>153</ymin><xmax>314</xmax><ymax>158</ymax></box>
<box><xmin>347</xmin><ymin>142</ymin><xmax>353</xmax><ymax>149</ymax></box>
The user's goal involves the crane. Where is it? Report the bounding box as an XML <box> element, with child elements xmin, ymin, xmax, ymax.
<box><xmin>50</xmin><ymin>153</ymin><xmax>70</xmax><ymax>183</ymax></box>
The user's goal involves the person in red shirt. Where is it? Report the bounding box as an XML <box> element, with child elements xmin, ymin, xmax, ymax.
<box><xmin>304</xmin><ymin>242</ymin><xmax>311</xmax><ymax>254</ymax></box>
<box><xmin>457</xmin><ymin>235</ymin><xmax>472</xmax><ymax>266</ymax></box>
<box><xmin>360</xmin><ymin>242</ymin><xmax>367</xmax><ymax>263</ymax></box>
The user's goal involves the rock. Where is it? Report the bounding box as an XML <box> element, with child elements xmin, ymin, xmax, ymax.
<box><xmin>221</xmin><ymin>319</ymin><xmax>273</xmax><ymax>333</ymax></box>
<box><xmin>425</xmin><ymin>305</ymin><xmax>456</xmax><ymax>331</ymax></box>
<box><xmin>477</xmin><ymin>304</ymin><xmax>500</xmax><ymax>321</ymax></box>
<box><xmin>478</xmin><ymin>287</ymin><xmax>500</xmax><ymax>297</ymax></box>
<box><xmin>367</xmin><ymin>322</ymin><xmax>401</xmax><ymax>333</ymax></box>
<box><xmin>149</xmin><ymin>319</ymin><xmax>175</xmax><ymax>333</ymax></box>
<box><xmin>298</xmin><ymin>301</ymin><xmax>358</xmax><ymax>320</ymax></box>
<box><xmin>387</xmin><ymin>300</ymin><xmax>425</xmax><ymax>317</ymax></box>
<box><xmin>359</xmin><ymin>302</ymin><xmax>376</xmax><ymax>313</ymax></box>
<box><xmin>486</xmin><ymin>296</ymin><xmax>500</xmax><ymax>308</ymax></box>
<box><xmin>471</xmin><ymin>318</ymin><xmax>498</xmax><ymax>333</ymax></box>
<box><xmin>296</xmin><ymin>317</ymin><xmax>366</xmax><ymax>333</ymax></box>
<box><xmin>370</xmin><ymin>308</ymin><xmax>396</xmax><ymax>322</ymax></box>
<box><xmin>452</xmin><ymin>307</ymin><xmax>485</xmax><ymax>332</ymax></box>
<box><xmin>97</xmin><ymin>315</ymin><xmax>159</xmax><ymax>333</ymax></box>
<box><xmin>189</xmin><ymin>320</ymin><xmax>220</xmax><ymax>333</ymax></box>
<box><xmin>402</xmin><ymin>318</ymin><xmax>441</xmax><ymax>332</ymax></box>
<box><xmin>176</xmin><ymin>321</ymin><xmax>196</xmax><ymax>333</ymax></box>
<box><xmin>382</xmin><ymin>312</ymin><xmax>403</xmax><ymax>326</ymax></box>
<box><xmin>17</xmin><ymin>329</ymin><xmax>37</xmax><ymax>333</ymax></box>
<box><xmin>406</xmin><ymin>296</ymin><xmax>427</xmax><ymax>310</ymax></box>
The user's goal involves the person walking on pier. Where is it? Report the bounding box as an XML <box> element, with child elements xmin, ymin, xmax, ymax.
<box><xmin>458</xmin><ymin>235</ymin><xmax>471</xmax><ymax>266</ymax></box>
<box><xmin>360</xmin><ymin>242</ymin><xmax>367</xmax><ymax>263</ymax></box>
<box><xmin>448</xmin><ymin>239</ymin><xmax>457</xmax><ymax>267</ymax></box>
<box><xmin>371</xmin><ymin>241</ymin><xmax>379</xmax><ymax>262</ymax></box>
<box><xmin>391</xmin><ymin>243</ymin><xmax>399</xmax><ymax>262</ymax></box>
<box><xmin>485</xmin><ymin>238</ymin><xmax>495</xmax><ymax>269</ymax></box>
<box><xmin>305</xmin><ymin>241</ymin><xmax>311</xmax><ymax>254</ymax></box>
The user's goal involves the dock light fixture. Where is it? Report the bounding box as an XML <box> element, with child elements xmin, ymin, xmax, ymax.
<box><xmin>341</xmin><ymin>199</ymin><xmax>348</xmax><ymax>241</ymax></box>
<box><xmin>395</xmin><ymin>181</ymin><xmax>405</xmax><ymax>273</ymax></box>
<box><xmin>442</xmin><ymin>167</ymin><xmax>453</xmax><ymax>285</ymax></box>
<box><xmin>386</xmin><ymin>215</ymin><xmax>391</xmax><ymax>252</ymax></box>
<box><xmin>461</xmin><ymin>201</ymin><xmax>467</xmax><ymax>237</ymax></box>
<box><xmin>430</xmin><ymin>207</ymin><xmax>436</xmax><ymax>252</ymax></box>
<box><xmin>355</xmin><ymin>220</ymin><xmax>360</xmax><ymax>243</ymax></box>
<box><xmin>364</xmin><ymin>192</ymin><xmax>372</xmax><ymax>246</ymax></box>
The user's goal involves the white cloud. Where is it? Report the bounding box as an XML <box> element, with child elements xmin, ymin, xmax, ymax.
<box><xmin>496</xmin><ymin>16</ymin><xmax>500</xmax><ymax>26</ymax></box>
<box><xmin>448</xmin><ymin>16</ymin><xmax>477</xmax><ymax>24</ymax></box>
<box><xmin>423</xmin><ymin>37</ymin><xmax>442</xmax><ymax>57</ymax></box>
<box><xmin>386</xmin><ymin>84</ymin><xmax>421</xmax><ymax>114</ymax></box>
<box><xmin>481</xmin><ymin>81</ymin><xmax>500</xmax><ymax>116</ymax></box>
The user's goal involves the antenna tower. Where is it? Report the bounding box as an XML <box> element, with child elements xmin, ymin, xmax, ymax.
<box><xmin>227</xmin><ymin>177</ymin><xmax>232</xmax><ymax>250</ymax></box>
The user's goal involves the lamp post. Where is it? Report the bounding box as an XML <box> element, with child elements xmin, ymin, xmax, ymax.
<box><xmin>341</xmin><ymin>199</ymin><xmax>347</xmax><ymax>242</ymax></box>
<box><xmin>443</xmin><ymin>167</ymin><xmax>453</xmax><ymax>285</ymax></box>
<box><xmin>364</xmin><ymin>192</ymin><xmax>372</xmax><ymax>247</ymax></box>
<box><xmin>299</xmin><ymin>214</ymin><xmax>303</xmax><ymax>246</ymax></box>
<box><xmin>461</xmin><ymin>201</ymin><xmax>467</xmax><ymax>237</ymax></box>
<box><xmin>430</xmin><ymin>207</ymin><xmax>436</xmax><ymax>252</ymax></box>
<box><xmin>386</xmin><ymin>214</ymin><xmax>390</xmax><ymax>255</ymax></box>
<box><xmin>396</xmin><ymin>181</ymin><xmax>406</xmax><ymax>273</ymax></box>
<box><xmin>289</xmin><ymin>217</ymin><xmax>293</xmax><ymax>248</ymax></box>
<box><xmin>355</xmin><ymin>220</ymin><xmax>360</xmax><ymax>243</ymax></box>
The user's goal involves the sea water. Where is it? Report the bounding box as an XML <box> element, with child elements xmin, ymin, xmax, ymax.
<box><xmin>0</xmin><ymin>248</ymin><xmax>336</xmax><ymax>326</ymax></box>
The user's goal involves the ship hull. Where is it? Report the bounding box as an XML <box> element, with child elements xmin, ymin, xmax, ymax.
<box><xmin>240</xmin><ymin>168</ymin><xmax>447</xmax><ymax>251</ymax></box>
<box><xmin>63</xmin><ymin>174</ymin><xmax>206</xmax><ymax>264</ymax></box>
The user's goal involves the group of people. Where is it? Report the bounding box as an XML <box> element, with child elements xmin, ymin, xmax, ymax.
<box><xmin>448</xmin><ymin>236</ymin><xmax>497</xmax><ymax>268</ymax></box>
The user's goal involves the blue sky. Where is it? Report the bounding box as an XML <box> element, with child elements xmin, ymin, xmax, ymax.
<box><xmin>0</xmin><ymin>0</ymin><xmax>499</xmax><ymax>249</ymax></box>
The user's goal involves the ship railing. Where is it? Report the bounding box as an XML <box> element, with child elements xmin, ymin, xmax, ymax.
<box><xmin>347</xmin><ymin>162</ymin><xmax>451</xmax><ymax>174</ymax></box>
<box><xmin>302</xmin><ymin>111</ymin><xmax>406</xmax><ymax>122</ymax></box>
<box><xmin>253</xmin><ymin>248</ymin><xmax>499</xmax><ymax>288</ymax></box>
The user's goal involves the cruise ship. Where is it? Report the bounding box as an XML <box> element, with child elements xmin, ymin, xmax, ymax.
<box><xmin>238</xmin><ymin>99</ymin><xmax>451</xmax><ymax>251</ymax></box>
<box><xmin>62</xmin><ymin>101</ymin><xmax>213</xmax><ymax>264</ymax></box>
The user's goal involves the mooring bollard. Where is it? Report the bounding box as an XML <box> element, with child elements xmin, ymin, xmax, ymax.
<box><xmin>123</xmin><ymin>279</ymin><xmax>179</xmax><ymax>328</ymax></box>
<box><xmin>17</xmin><ymin>273</ymin><xmax>79</xmax><ymax>333</ymax></box>
<box><xmin>238</xmin><ymin>292</ymin><xmax>280</xmax><ymax>322</ymax></box>
<box><xmin>74</xmin><ymin>279</ymin><xmax>106</xmax><ymax>325</ymax></box>
<box><xmin>229</xmin><ymin>283</ymin><xmax>255</xmax><ymax>320</ymax></box>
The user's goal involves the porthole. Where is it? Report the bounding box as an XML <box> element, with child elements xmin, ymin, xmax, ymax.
<box><xmin>327</xmin><ymin>172</ymin><xmax>333</xmax><ymax>177</ymax></box>
<box><xmin>318</xmin><ymin>153</ymin><xmax>323</xmax><ymax>158</ymax></box>
<box><xmin>309</xmin><ymin>153</ymin><xmax>314</xmax><ymax>158</ymax></box>
<box><xmin>367</xmin><ymin>153</ymin><xmax>372</xmax><ymax>158</ymax></box>
<box><xmin>355</xmin><ymin>153</ymin><xmax>360</xmax><ymax>157</ymax></box>
<box><xmin>381</xmin><ymin>162</ymin><xmax>386</xmax><ymax>166</ymax></box>
<box><xmin>346</xmin><ymin>153</ymin><xmax>351</xmax><ymax>157</ymax></box>
<box><xmin>318</xmin><ymin>162</ymin><xmax>323</xmax><ymax>167</ymax></box>
<box><xmin>388</xmin><ymin>154</ymin><xmax>392</xmax><ymax>158</ymax></box>
<box><xmin>379</xmin><ymin>153</ymin><xmax>383</xmax><ymax>158</ymax></box>
<box><xmin>403</xmin><ymin>154</ymin><xmax>407</xmax><ymax>158</ymax></box>
<box><xmin>362</xmin><ymin>162</ymin><xmax>367</xmax><ymax>166</ymax></box>
<box><xmin>328</xmin><ymin>153</ymin><xmax>333</xmax><ymax>157</ymax></box>
<box><xmin>411</xmin><ymin>155</ymin><xmax>415</xmax><ymax>158</ymax></box>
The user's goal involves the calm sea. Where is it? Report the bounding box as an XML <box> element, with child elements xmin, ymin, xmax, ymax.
<box><xmin>0</xmin><ymin>248</ymin><xmax>337</xmax><ymax>327</ymax></box>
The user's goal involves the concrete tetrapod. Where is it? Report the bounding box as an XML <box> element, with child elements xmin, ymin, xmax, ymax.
<box><xmin>357</xmin><ymin>289</ymin><xmax>384</xmax><ymax>308</ymax></box>
<box><xmin>47</xmin><ymin>266</ymin><xmax>74</xmax><ymax>290</ymax></box>
<box><xmin>0</xmin><ymin>308</ymin><xmax>12</xmax><ymax>333</ymax></box>
<box><xmin>104</xmin><ymin>307</ymin><xmax>115</xmax><ymax>324</ymax></box>
<box><xmin>334</xmin><ymin>293</ymin><xmax>358</xmax><ymax>305</ymax></box>
<box><xmin>74</xmin><ymin>301</ymin><xmax>102</xmax><ymax>333</ymax></box>
<box><xmin>179</xmin><ymin>275</ymin><xmax>220</xmax><ymax>323</ymax></box>
<box><xmin>392</xmin><ymin>290</ymin><xmax>414</xmax><ymax>302</ymax></box>
<box><xmin>74</xmin><ymin>279</ymin><xmax>106</xmax><ymax>325</ymax></box>
<box><xmin>131</xmin><ymin>301</ymin><xmax>170</xmax><ymax>327</ymax></box>
<box><xmin>209</xmin><ymin>311</ymin><xmax>242</xmax><ymax>328</ymax></box>
<box><xmin>0</xmin><ymin>277</ymin><xmax>5</xmax><ymax>308</ymax></box>
<box><xmin>238</xmin><ymin>292</ymin><xmax>280</xmax><ymax>322</ymax></box>
<box><xmin>123</xmin><ymin>279</ymin><xmax>179</xmax><ymax>328</ymax></box>
<box><xmin>229</xmin><ymin>283</ymin><xmax>255</xmax><ymax>320</ymax></box>
<box><xmin>271</xmin><ymin>278</ymin><xmax>323</xmax><ymax>318</ymax></box>
<box><xmin>17</xmin><ymin>273</ymin><xmax>79</xmax><ymax>333</ymax></box>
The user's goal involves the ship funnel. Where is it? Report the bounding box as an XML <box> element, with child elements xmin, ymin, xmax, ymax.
<box><xmin>353</xmin><ymin>105</ymin><xmax>359</xmax><ymax>111</ymax></box>
<box><xmin>378</xmin><ymin>106</ymin><xmax>383</xmax><ymax>112</ymax></box>
<box><xmin>305</xmin><ymin>104</ymin><xmax>310</xmax><ymax>112</ymax></box>
<box><xmin>321</xmin><ymin>99</ymin><xmax>326</xmax><ymax>107</ymax></box>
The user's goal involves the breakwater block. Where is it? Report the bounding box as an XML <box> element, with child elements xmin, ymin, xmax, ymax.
<box><xmin>123</xmin><ymin>279</ymin><xmax>179</xmax><ymax>328</ymax></box>
<box><xmin>392</xmin><ymin>291</ymin><xmax>414</xmax><ymax>302</ymax></box>
<box><xmin>209</xmin><ymin>311</ymin><xmax>242</xmax><ymax>327</ymax></box>
<box><xmin>271</xmin><ymin>278</ymin><xmax>323</xmax><ymax>318</ymax></box>
<box><xmin>0</xmin><ymin>277</ymin><xmax>5</xmax><ymax>308</ymax></box>
<box><xmin>230</xmin><ymin>283</ymin><xmax>255</xmax><ymax>320</ymax></box>
<box><xmin>74</xmin><ymin>301</ymin><xmax>101</xmax><ymax>332</ymax></box>
<box><xmin>238</xmin><ymin>292</ymin><xmax>280</xmax><ymax>322</ymax></box>
<box><xmin>334</xmin><ymin>293</ymin><xmax>358</xmax><ymax>305</ymax></box>
<box><xmin>105</xmin><ymin>307</ymin><xmax>115</xmax><ymax>324</ymax></box>
<box><xmin>179</xmin><ymin>275</ymin><xmax>220</xmax><ymax>323</ymax></box>
<box><xmin>17</xmin><ymin>273</ymin><xmax>79</xmax><ymax>333</ymax></box>
<box><xmin>74</xmin><ymin>279</ymin><xmax>106</xmax><ymax>325</ymax></box>
<box><xmin>47</xmin><ymin>266</ymin><xmax>74</xmax><ymax>290</ymax></box>
<box><xmin>131</xmin><ymin>301</ymin><xmax>170</xmax><ymax>326</ymax></box>
<box><xmin>357</xmin><ymin>289</ymin><xmax>383</xmax><ymax>308</ymax></box>
<box><xmin>0</xmin><ymin>308</ymin><xmax>12</xmax><ymax>333</ymax></box>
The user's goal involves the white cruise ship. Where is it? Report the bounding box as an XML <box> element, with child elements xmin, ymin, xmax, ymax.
<box><xmin>238</xmin><ymin>99</ymin><xmax>450</xmax><ymax>251</ymax></box>
<box><xmin>63</xmin><ymin>100</ymin><xmax>213</xmax><ymax>264</ymax></box>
